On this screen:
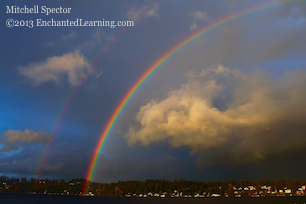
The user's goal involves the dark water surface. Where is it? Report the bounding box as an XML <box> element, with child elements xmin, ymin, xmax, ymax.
<box><xmin>0</xmin><ymin>193</ymin><xmax>306</xmax><ymax>204</ymax></box>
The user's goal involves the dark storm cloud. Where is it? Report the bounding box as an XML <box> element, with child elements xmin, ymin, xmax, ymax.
<box><xmin>0</xmin><ymin>144</ymin><xmax>90</xmax><ymax>179</ymax></box>
<box><xmin>93</xmin><ymin>155</ymin><xmax>193</xmax><ymax>183</ymax></box>
<box><xmin>0</xmin><ymin>142</ymin><xmax>193</xmax><ymax>183</ymax></box>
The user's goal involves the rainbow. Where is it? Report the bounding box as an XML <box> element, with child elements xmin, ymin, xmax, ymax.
<box><xmin>81</xmin><ymin>0</ymin><xmax>305</xmax><ymax>193</ymax></box>
<box><xmin>35</xmin><ymin>27</ymin><xmax>125</xmax><ymax>178</ymax></box>
<box><xmin>35</xmin><ymin>66</ymin><xmax>91</xmax><ymax>178</ymax></box>
<box><xmin>35</xmin><ymin>0</ymin><xmax>150</xmax><ymax>179</ymax></box>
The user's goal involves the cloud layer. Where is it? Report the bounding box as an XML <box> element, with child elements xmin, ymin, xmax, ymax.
<box><xmin>0</xmin><ymin>129</ymin><xmax>50</xmax><ymax>153</ymax></box>
<box><xmin>19</xmin><ymin>50</ymin><xmax>91</xmax><ymax>86</ymax></box>
<box><xmin>0</xmin><ymin>144</ymin><xmax>88</xmax><ymax>179</ymax></box>
<box><xmin>125</xmin><ymin>65</ymin><xmax>306</xmax><ymax>169</ymax></box>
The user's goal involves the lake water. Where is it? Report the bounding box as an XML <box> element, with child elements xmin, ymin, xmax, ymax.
<box><xmin>0</xmin><ymin>193</ymin><xmax>306</xmax><ymax>204</ymax></box>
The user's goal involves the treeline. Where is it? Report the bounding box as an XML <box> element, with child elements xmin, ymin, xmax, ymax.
<box><xmin>0</xmin><ymin>177</ymin><xmax>85</xmax><ymax>195</ymax></box>
<box><xmin>0</xmin><ymin>176</ymin><xmax>305</xmax><ymax>196</ymax></box>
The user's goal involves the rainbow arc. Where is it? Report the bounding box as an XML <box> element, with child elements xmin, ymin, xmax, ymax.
<box><xmin>78</xmin><ymin>0</ymin><xmax>305</xmax><ymax>194</ymax></box>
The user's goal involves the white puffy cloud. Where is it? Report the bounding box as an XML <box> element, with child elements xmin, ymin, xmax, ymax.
<box><xmin>19</xmin><ymin>50</ymin><xmax>92</xmax><ymax>86</ymax></box>
<box><xmin>189</xmin><ymin>11</ymin><xmax>208</xmax><ymax>30</ymax></box>
<box><xmin>125</xmin><ymin>65</ymin><xmax>306</xmax><ymax>168</ymax></box>
<box><xmin>128</xmin><ymin>3</ymin><xmax>159</xmax><ymax>22</ymax></box>
<box><xmin>190</xmin><ymin>22</ymin><xmax>198</xmax><ymax>31</ymax></box>
<box><xmin>0</xmin><ymin>129</ymin><xmax>51</xmax><ymax>153</ymax></box>
<box><xmin>190</xmin><ymin>11</ymin><xmax>208</xmax><ymax>21</ymax></box>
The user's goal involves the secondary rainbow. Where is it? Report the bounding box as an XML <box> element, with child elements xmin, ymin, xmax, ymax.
<box><xmin>35</xmin><ymin>2</ymin><xmax>149</xmax><ymax>179</ymax></box>
<box><xmin>83</xmin><ymin>0</ymin><xmax>306</xmax><ymax>193</ymax></box>
<box><xmin>35</xmin><ymin>27</ymin><xmax>125</xmax><ymax>178</ymax></box>
<box><xmin>35</xmin><ymin>0</ymin><xmax>149</xmax><ymax>178</ymax></box>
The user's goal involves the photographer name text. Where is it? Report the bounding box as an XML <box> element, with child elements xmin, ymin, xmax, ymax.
<box><xmin>7</xmin><ymin>5</ymin><xmax>71</xmax><ymax>15</ymax></box>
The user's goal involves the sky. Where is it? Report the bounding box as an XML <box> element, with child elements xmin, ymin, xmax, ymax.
<box><xmin>1</xmin><ymin>0</ymin><xmax>306</xmax><ymax>183</ymax></box>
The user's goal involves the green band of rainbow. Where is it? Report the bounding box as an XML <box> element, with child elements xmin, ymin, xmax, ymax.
<box><xmin>83</xmin><ymin>0</ymin><xmax>305</xmax><ymax>194</ymax></box>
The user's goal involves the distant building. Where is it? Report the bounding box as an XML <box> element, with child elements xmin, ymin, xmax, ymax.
<box><xmin>285</xmin><ymin>189</ymin><xmax>291</xmax><ymax>194</ymax></box>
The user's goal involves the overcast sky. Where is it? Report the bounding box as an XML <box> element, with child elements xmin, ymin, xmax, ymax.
<box><xmin>1</xmin><ymin>0</ymin><xmax>306</xmax><ymax>183</ymax></box>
